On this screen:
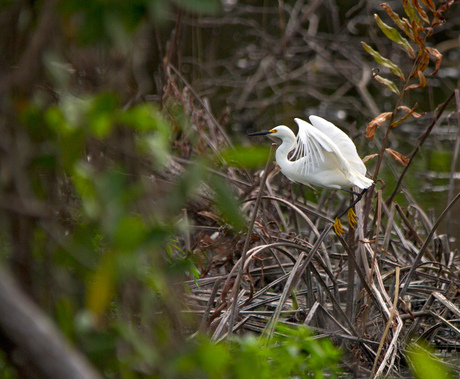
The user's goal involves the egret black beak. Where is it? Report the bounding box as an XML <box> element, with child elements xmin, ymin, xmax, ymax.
<box><xmin>248</xmin><ymin>130</ymin><xmax>273</xmax><ymax>136</ymax></box>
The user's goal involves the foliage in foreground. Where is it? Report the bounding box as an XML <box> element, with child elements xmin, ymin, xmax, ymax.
<box><xmin>1</xmin><ymin>0</ymin><xmax>459</xmax><ymax>378</ymax></box>
<box><xmin>2</xmin><ymin>86</ymin><xmax>342</xmax><ymax>377</ymax></box>
<box><xmin>176</xmin><ymin>327</ymin><xmax>341</xmax><ymax>379</ymax></box>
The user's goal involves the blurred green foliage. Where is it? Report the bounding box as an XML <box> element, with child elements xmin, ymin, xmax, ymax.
<box><xmin>174</xmin><ymin>326</ymin><xmax>341</xmax><ymax>379</ymax></box>
<box><xmin>4</xmin><ymin>61</ymin><xmax>341</xmax><ymax>379</ymax></box>
<box><xmin>407</xmin><ymin>341</ymin><xmax>455</xmax><ymax>379</ymax></box>
<box><xmin>220</xmin><ymin>145</ymin><xmax>270</xmax><ymax>169</ymax></box>
<box><xmin>59</xmin><ymin>0</ymin><xmax>221</xmax><ymax>45</ymax></box>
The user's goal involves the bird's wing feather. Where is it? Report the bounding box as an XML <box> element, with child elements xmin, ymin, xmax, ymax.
<box><xmin>309</xmin><ymin>116</ymin><xmax>367</xmax><ymax>175</ymax></box>
<box><xmin>292</xmin><ymin>118</ymin><xmax>350</xmax><ymax>176</ymax></box>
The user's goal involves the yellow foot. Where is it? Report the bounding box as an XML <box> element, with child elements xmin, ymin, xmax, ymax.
<box><xmin>348</xmin><ymin>208</ymin><xmax>357</xmax><ymax>229</ymax></box>
<box><xmin>333</xmin><ymin>218</ymin><xmax>345</xmax><ymax>236</ymax></box>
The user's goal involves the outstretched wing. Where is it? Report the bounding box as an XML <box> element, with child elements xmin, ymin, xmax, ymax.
<box><xmin>309</xmin><ymin>116</ymin><xmax>367</xmax><ymax>176</ymax></box>
<box><xmin>292</xmin><ymin>118</ymin><xmax>351</xmax><ymax>176</ymax></box>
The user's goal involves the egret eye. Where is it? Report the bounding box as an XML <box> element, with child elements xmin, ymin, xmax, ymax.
<box><xmin>270</xmin><ymin>129</ymin><xmax>276</xmax><ymax>134</ymax></box>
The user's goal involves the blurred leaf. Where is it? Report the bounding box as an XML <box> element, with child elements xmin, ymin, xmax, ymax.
<box><xmin>361</xmin><ymin>42</ymin><xmax>405</xmax><ymax>80</ymax></box>
<box><xmin>60</xmin><ymin>0</ymin><xmax>148</xmax><ymax>45</ymax></box>
<box><xmin>175</xmin><ymin>336</ymin><xmax>230</xmax><ymax>378</ymax></box>
<box><xmin>407</xmin><ymin>341</ymin><xmax>454</xmax><ymax>379</ymax></box>
<box><xmin>86</xmin><ymin>253</ymin><xmax>116</xmax><ymax>318</ymax></box>
<box><xmin>116</xmin><ymin>323</ymin><xmax>159</xmax><ymax>371</ymax></box>
<box><xmin>137</xmin><ymin>131</ymin><xmax>172</xmax><ymax>170</ymax></box>
<box><xmin>420</xmin><ymin>0</ymin><xmax>436</xmax><ymax>12</ymax></box>
<box><xmin>403</xmin><ymin>0</ymin><xmax>420</xmax><ymax>24</ymax></box>
<box><xmin>426</xmin><ymin>47</ymin><xmax>443</xmax><ymax>75</ymax></box>
<box><xmin>112</xmin><ymin>216</ymin><xmax>147</xmax><ymax>252</ymax></box>
<box><xmin>72</xmin><ymin>163</ymin><xmax>100</xmax><ymax>219</ymax></box>
<box><xmin>87</xmin><ymin>93</ymin><xmax>119</xmax><ymax>137</ymax></box>
<box><xmin>374</xmin><ymin>75</ymin><xmax>400</xmax><ymax>95</ymax></box>
<box><xmin>212</xmin><ymin>177</ymin><xmax>246</xmax><ymax>232</ymax></box>
<box><xmin>386</xmin><ymin>148</ymin><xmax>409</xmax><ymax>166</ymax></box>
<box><xmin>411</xmin><ymin>0</ymin><xmax>430</xmax><ymax>23</ymax></box>
<box><xmin>381</xmin><ymin>3</ymin><xmax>414</xmax><ymax>39</ymax></box>
<box><xmin>221</xmin><ymin>145</ymin><xmax>270</xmax><ymax>169</ymax></box>
<box><xmin>118</xmin><ymin>103</ymin><xmax>164</xmax><ymax>132</ymax></box>
<box><xmin>167</xmin><ymin>162</ymin><xmax>207</xmax><ymax>213</ymax></box>
<box><xmin>119</xmin><ymin>103</ymin><xmax>173</xmax><ymax>168</ymax></box>
<box><xmin>366</xmin><ymin>112</ymin><xmax>392</xmax><ymax>140</ymax></box>
<box><xmin>45</xmin><ymin>105</ymin><xmax>75</xmax><ymax>136</ymax></box>
<box><xmin>171</xmin><ymin>0</ymin><xmax>221</xmax><ymax>15</ymax></box>
<box><xmin>43</xmin><ymin>51</ymin><xmax>72</xmax><ymax>90</ymax></box>
<box><xmin>55</xmin><ymin>298</ymin><xmax>77</xmax><ymax>340</ymax></box>
<box><xmin>375</xmin><ymin>14</ymin><xmax>415</xmax><ymax>57</ymax></box>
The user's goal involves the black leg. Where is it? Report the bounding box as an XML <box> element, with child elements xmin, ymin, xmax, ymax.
<box><xmin>336</xmin><ymin>188</ymin><xmax>368</xmax><ymax>219</ymax></box>
<box><xmin>340</xmin><ymin>188</ymin><xmax>362</xmax><ymax>197</ymax></box>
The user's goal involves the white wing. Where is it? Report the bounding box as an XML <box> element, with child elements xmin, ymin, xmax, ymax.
<box><xmin>309</xmin><ymin>116</ymin><xmax>367</xmax><ymax>176</ymax></box>
<box><xmin>292</xmin><ymin>118</ymin><xmax>351</xmax><ymax>177</ymax></box>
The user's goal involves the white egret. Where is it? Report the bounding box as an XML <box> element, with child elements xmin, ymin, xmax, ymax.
<box><xmin>248</xmin><ymin>116</ymin><xmax>373</xmax><ymax>235</ymax></box>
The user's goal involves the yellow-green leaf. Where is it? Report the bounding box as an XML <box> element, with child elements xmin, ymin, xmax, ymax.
<box><xmin>403</xmin><ymin>0</ymin><xmax>420</xmax><ymax>24</ymax></box>
<box><xmin>212</xmin><ymin>177</ymin><xmax>246</xmax><ymax>232</ymax></box>
<box><xmin>374</xmin><ymin>75</ymin><xmax>400</xmax><ymax>95</ymax></box>
<box><xmin>221</xmin><ymin>145</ymin><xmax>270</xmax><ymax>169</ymax></box>
<box><xmin>407</xmin><ymin>342</ymin><xmax>455</xmax><ymax>379</ymax></box>
<box><xmin>362</xmin><ymin>42</ymin><xmax>405</xmax><ymax>80</ymax></box>
<box><xmin>86</xmin><ymin>254</ymin><xmax>115</xmax><ymax>317</ymax></box>
<box><xmin>381</xmin><ymin>3</ymin><xmax>414</xmax><ymax>40</ymax></box>
<box><xmin>375</xmin><ymin>14</ymin><xmax>415</xmax><ymax>58</ymax></box>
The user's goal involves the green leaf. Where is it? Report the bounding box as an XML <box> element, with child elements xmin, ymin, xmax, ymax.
<box><xmin>374</xmin><ymin>14</ymin><xmax>415</xmax><ymax>58</ymax></box>
<box><xmin>221</xmin><ymin>145</ymin><xmax>270</xmax><ymax>169</ymax></box>
<box><xmin>212</xmin><ymin>177</ymin><xmax>246</xmax><ymax>232</ymax></box>
<box><xmin>381</xmin><ymin>3</ymin><xmax>414</xmax><ymax>40</ymax></box>
<box><xmin>113</xmin><ymin>216</ymin><xmax>147</xmax><ymax>252</ymax></box>
<box><xmin>167</xmin><ymin>163</ymin><xmax>207</xmax><ymax>214</ymax></box>
<box><xmin>407</xmin><ymin>341</ymin><xmax>454</xmax><ymax>379</ymax></box>
<box><xmin>45</xmin><ymin>105</ymin><xmax>75</xmax><ymax>136</ymax></box>
<box><xmin>171</xmin><ymin>0</ymin><xmax>221</xmax><ymax>15</ymax></box>
<box><xmin>72</xmin><ymin>162</ymin><xmax>100</xmax><ymax>218</ymax></box>
<box><xmin>374</xmin><ymin>75</ymin><xmax>400</xmax><ymax>94</ymax></box>
<box><xmin>118</xmin><ymin>103</ymin><xmax>162</xmax><ymax>132</ymax></box>
<box><xmin>87</xmin><ymin>93</ymin><xmax>119</xmax><ymax>138</ymax></box>
<box><xmin>403</xmin><ymin>0</ymin><xmax>420</xmax><ymax>24</ymax></box>
<box><xmin>86</xmin><ymin>253</ymin><xmax>116</xmax><ymax>317</ymax></box>
<box><xmin>361</xmin><ymin>42</ymin><xmax>405</xmax><ymax>80</ymax></box>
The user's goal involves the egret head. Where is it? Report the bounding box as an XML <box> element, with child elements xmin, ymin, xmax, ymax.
<box><xmin>248</xmin><ymin>125</ymin><xmax>294</xmax><ymax>142</ymax></box>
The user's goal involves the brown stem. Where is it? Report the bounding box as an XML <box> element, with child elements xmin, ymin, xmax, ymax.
<box><xmin>386</xmin><ymin>91</ymin><xmax>455</xmax><ymax>205</ymax></box>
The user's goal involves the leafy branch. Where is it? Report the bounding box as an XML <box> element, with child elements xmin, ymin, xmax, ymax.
<box><xmin>362</xmin><ymin>0</ymin><xmax>457</xmax><ymax>211</ymax></box>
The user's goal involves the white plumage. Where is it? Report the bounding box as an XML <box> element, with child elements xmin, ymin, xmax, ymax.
<box><xmin>248</xmin><ymin>116</ymin><xmax>373</xmax><ymax>235</ymax></box>
<box><xmin>250</xmin><ymin>116</ymin><xmax>372</xmax><ymax>190</ymax></box>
